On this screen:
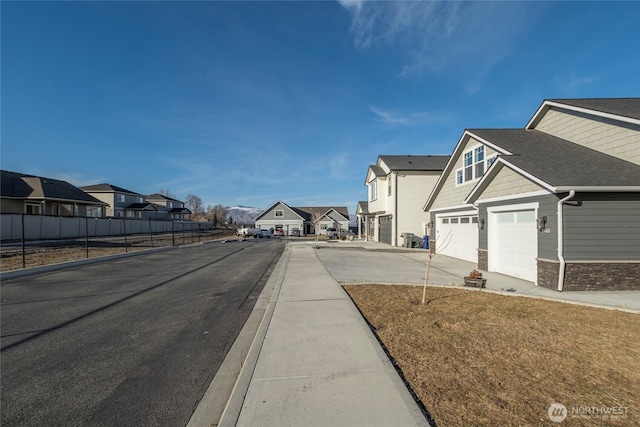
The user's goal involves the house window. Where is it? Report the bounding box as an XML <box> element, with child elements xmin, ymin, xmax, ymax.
<box><xmin>474</xmin><ymin>146</ymin><xmax>485</xmax><ymax>177</ymax></box>
<box><xmin>25</xmin><ymin>202</ymin><xmax>41</xmax><ymax>215</ymax></box>
<box><xmin>456</xmin><ymin>145</ymin><xmax>492</xmax><ymax>186</ymax></box>
<box><xmin>460</xmin><ymin>217</ymin><xmax>470</xmax><ymax>224</ymax></box>
<box><xmin>369</xmin><ymin>179</ymin><xmax>377</xmax><ymax>201</ymax></box>
<box><xmin>387</xmin><ymin>178</ymin><xmax>391</xmax><ymax>196</ymax></box>
<box><xmin>464</xmin><ymin>151</ymin><xmax>473</xmax><ymax>181</ymax></box>
<box><xmin>116</xmin><ymin>210</ymin><xmax>124</xmax><ymax>217</ymax></box>
<box><xmin>442</xmin><ymin>218</ymin><xmax>449</xmax><ymax>224</ymax></box>
<box><xmin>137</xmin><ymin>197</ymin><xmax>144</xmax><ymax>203</ymax></box>
<box><xmin>321</xmin><ymin>224</ymin><xmax>328</xmax><ymax>230</ymax></box>
<box><xmin>117</xmin><ymin>194</ymin><xmax>125</xmax><ymax>203</ymax></box>
<box><xmin>487</xmin><ymin>155</ymin><xmax>497</xmax><ymax>169</ymax></box>
<box><xmin>275</xmin><ymin>210</ymin><xmax>284</xmax><ymax>217</ymax></box>
<box><xmin>451</xmin><ymin>218</ymin><xmax>459</xmax><ymax>224</ymax></box>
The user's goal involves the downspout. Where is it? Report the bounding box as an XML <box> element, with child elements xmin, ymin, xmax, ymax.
<box><xmin>557</xmin><ymin>190</ymin><xmax>575</xmax><ymax>292</ymax></box>
<box><xmin>394</xmin><ymin>173</ymin><xmax>398</xmax><ymax>247</ymax></box>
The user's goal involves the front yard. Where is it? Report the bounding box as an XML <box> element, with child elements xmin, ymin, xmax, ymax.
<box><xmin>344</xmin><ymin>285</ymin><xmax>639</xmax><ymax>426</ymax></box>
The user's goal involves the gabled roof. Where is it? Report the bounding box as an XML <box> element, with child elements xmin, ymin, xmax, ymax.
<box><xmin>356</xmin><ymin>201</ymin><xmax>370</xmax><ymax>215</ymax></box>
<box><xmin>463</xmin><ymin>129</ymin><xmax>640</xmax><ymax>202</ymax></box>
<box><xmin>378</xmin><ymin>155</ymin><xmax>450</xmax><ymax>171</ymax></box>
<box><xmin>254</xmin><ymin>200</ymin><xmax>308</xmax><ymax>221</ymax></box>
<box><xmin>311</xmin><ymin>208</ymin><xmax>349</xmax><ymax>224</ymax></box>
<box><xmin>527</xmin><ymin>98</ymin><xmax>640</xmax><ymax>128</ymax></box>
<box><xmin>364</xmin><ymin>165</ymin><xmax>386</xmax><ymax>184</ymax></box>
<box><xmin>126</xmin><ymin>203</ymin><xmax>158</xmax><ymax>211</ymax></box>
<box><xmin>1</xmin><ymin>170</ymin><xmax>106</xmax><ymax>205</ymax></box>
<box><xmin>146</xmin><ymin>193</ymin><xmax>183</xmax><ymax>203</ymax></box>
<box><xmin>297</xmin><ymin>206</ymin><xmax>349</xmax><ymax>221</ymax></box>
<box><xmin>81</xmin><ymin>183</ymin><xmax>142</xmax><ymax>195</ymax></box>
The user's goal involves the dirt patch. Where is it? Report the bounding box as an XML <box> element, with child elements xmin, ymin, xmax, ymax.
<box><xmin>1</xmin><ymin>231</ymin><xmax>237</xmax><ymax>272</ymax></box>
<box><xmin>344</xmin><ymin>284</ymin><xmax>639</xmax><ymax>426</ymax></box>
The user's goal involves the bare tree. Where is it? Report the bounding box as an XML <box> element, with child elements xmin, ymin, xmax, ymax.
<box><xmin>205</xmin><ymin>204</ymin><xmax>228</xmax><ymax>227</ymax></box>
<box><xmin>185</xmin><ymin>194</ymin><xmax>204</xmax><ymax>220</ymax></box>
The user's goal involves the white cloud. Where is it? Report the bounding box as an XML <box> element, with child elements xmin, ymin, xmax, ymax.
<box><xmin>369</xmin><ymin>105</ymin><xmax>451</xmax><ymax>127</ymax></box>
<box><xmin>339</xmin><ymin>0</ymin><xmax>540</xmax><ymax>87</ymax></box>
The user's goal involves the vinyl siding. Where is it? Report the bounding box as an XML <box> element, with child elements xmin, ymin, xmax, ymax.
<box><xmin>564</xmin><ymin>193</ymin><xmax>640</xmax><ymax>260</ymax></box>
<box><xmin>259</xmin><ymin>202</ymin><xmax>303</xmax><ymax>221</ymax></box>
<box><xmin>397</xmin><ymin>171</ymin><xmax>439</xmax><ymax>238</ymax></box>
<box><xmin>475</xmin><ymin>167</ymin><xmax>541</xmax><ymax>201</ymax></box>
<box><xmin>533</xmin><ymin>108</ymin><xmax>640</xmax><ymax>165</ymax></box>
<box><xmin>430</xmin><ymin>137</ymin><xmax>498</xmax><ymax>210</ymax></box>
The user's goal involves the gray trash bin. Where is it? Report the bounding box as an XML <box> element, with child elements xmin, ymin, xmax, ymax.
<box><xmin>403</xmin><ymin>233</ymin><xmax>414</xmax><ymax>248</ymax></box>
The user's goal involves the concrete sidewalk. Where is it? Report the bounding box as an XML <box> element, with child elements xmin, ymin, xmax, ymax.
<box><xmin>216</xmin><ymin>242</ymin><xmax>430</xmax><ymax>427</ymax></box>
<box><xmin>192</xmin><ymin>238</ymin><xmax>638</xmax><ymax>427</ymax></box>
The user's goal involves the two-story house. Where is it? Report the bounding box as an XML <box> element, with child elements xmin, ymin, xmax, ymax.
<box><xmin>361</xmin><ymin>155</ymin><xmax>449</xmax><ymax>246</ymax></box>
<box><xmin>146</xmin><ymin>193</ymin><xmax>191</xmax><ymax>220</ymax></box>
<box><xmin>1</xmin><ymin>170</ymin><xmax>106</xmax><ymax>217</ymax></box>
<box><xmin>81</xmin><ymin>183</ymin><xmax>156</xmax><ymax>218</ymax></box>
<box><xmin>424</xmin><ymin>98</ymin><xmax>640</xmax><ymax>291</ymax></box>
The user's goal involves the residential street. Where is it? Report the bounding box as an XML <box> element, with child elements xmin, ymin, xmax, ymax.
<box><xmin>1</xmin><ymin>239</ymin><xmax>285</xmax><ymax>426</ymax></box>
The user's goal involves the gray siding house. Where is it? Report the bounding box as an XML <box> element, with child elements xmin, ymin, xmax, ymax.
<box><xmin>425</xmin><ymin>98</ymin><xmax>640</xmax><ymax>291</ymax></box>
<box><xmin>254</xmin><ymin>201</ymin><xmax>349</xmax><ymax>236</ymax></box>
<box><xmin>81</xmin><ymin>183</ymin><xmax>156</xmax><ymax>219</ymax></box>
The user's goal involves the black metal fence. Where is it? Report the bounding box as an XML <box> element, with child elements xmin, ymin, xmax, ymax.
<box><xmin>0</xmin><ymin>214</ymin><xmax>233</xmax><ymax>271</ymax></box>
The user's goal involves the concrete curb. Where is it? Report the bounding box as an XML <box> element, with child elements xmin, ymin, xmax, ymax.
<box><xmin>187</xmin><ymin>243</ymin><xmax>291</xmax><ymax>427</ymax></box>
<box><xmin>0</xmin><ymin>246</ymin><xmax>174</xmax><ymax>280</ymax></box>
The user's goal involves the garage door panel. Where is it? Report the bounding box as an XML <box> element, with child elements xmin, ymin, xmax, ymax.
<box><xmin>490</xmin><ymin>209</ymin><xmax>537</xmax><ymax>282</ymax></box>
<box><xmin>437</xmin><ymin>215</ymin><xmax>478</xmax><ymax>263</ymax></box>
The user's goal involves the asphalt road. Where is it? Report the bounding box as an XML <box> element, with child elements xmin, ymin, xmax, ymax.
<box><xmin>1</xmin><ymin>239</ymin><xmax>285</xmax><ymax>426</ymax></box>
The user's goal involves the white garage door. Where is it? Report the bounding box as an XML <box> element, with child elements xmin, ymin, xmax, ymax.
<box><xmin>490</xmin><ymin>210</ymin><xmax>537</xmax><ymax>282</ymax></box>
<box><xmin>436</xmin><ymin>215</ymin><xmax>478</xmax><ymax>262</ymax></box>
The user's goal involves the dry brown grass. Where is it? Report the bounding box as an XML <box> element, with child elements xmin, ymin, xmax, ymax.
<box><xmin>0</xmin><ymin>231</ymin><xmax>236</xmax><ymax>272</ymax></box>
<box><xmin>344</xmin><ymin>285</ymin><xmax>640</xmax><ymax>426</ymax></box>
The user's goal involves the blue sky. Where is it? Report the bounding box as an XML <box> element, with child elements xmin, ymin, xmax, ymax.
<box><xmin>2</xmin><ymin>1</ymin><xmax>639</xmax><ymax>216</ymax></box>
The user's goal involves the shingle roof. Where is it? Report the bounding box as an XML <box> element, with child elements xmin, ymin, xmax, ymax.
<box><xmin>81</xmin><ymin>183</ymin><xmax>142</xmax><ymax>195</ymax></box>
<box><xmin>547</xmin><ymin>98</ymin><xmax>640</xmax><ymax>121</ymax></box>
<box><xmin>296</xmin><ymin>206</ymin><xmax>349</xmax><ymax>220</ymax></box>
<box><xmin>467</xmin><ymin>129</ymin><xmax>640</xmax><ymax>188</ymax></box>
<box><xmin>1</xmin><ymin>170</ymin><xmax>105</xmax><ymax>204</ymax></box>
<box><xmin>378</xmin><ymin>155</ymin><xmax>450</xmax><ymax>171</ymax></box>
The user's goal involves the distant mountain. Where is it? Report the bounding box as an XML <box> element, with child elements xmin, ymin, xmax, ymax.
<box><xmin>227</xmin><ymin>205</ymin><xmax>263</xmax><ymax>225</ymax></box>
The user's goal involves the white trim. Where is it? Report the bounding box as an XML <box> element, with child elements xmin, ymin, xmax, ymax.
<box><xmin>429</xmin><ymin>204</ymin><xmax>477</xmax><ymax>213</ymax></box>
<box><xmin>526</xmin><ymin>100</ymin><xmax>640</xmax><ymax>129</ymax></box>
<box><xmin>554</xmin><ymin>186</ymin><xmax>640</xmax><ymax>192</ymax></box>
<box><xmin>474</xmin><ymin>190</ymin><xmax>552</xmax><ymax>205</ymax></box>
<box><xmin>435</xmin><ymin>209</ymin><xmax>478</xmax><ymax>218</ymax></box>
<box><xmin>486</xmin><ymin>202</ymin><xmax>539</xmax><ymax>213</ymax></box>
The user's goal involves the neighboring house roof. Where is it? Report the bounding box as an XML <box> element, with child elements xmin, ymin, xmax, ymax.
<box><xmin>1</xmin><ymin>170</ymin><xmax>106</xmax><ymax>205</ymax></box>
<box><xmin>527</xmin><ymin>98</ymin><xmax>640</xmax><ymax>128</ymax></box>
<box><xmin>356</xmin><ymin>201</ymin><xmax>370</xmax><ymax>215</ymax></box>
<box><xmin>464</xmin><ymin>129</ymin><xmax>640</xmax><ymax>202</ymax></box>
<box><xmin>311</xmin><ymin>208</ymin><xmax>350</xmax><ymax>224</ymax></box>
<box><xmin>255</xmin><ymin>202</ymin><xmax>349</xmax><ymax>222</ymax></box>
<box><xmin>378</xmin><ymin>155</ymin><xmax>450</xmax><ymax>171</ymax></box>
<box><xmin>126</xmin><ymin>203</ymin><xmax>158</xmax><ymax>211</ymax></box>
<box><xmin>254</xmin><ymin>201</ymin><xmax>307</xmax><ymax>221</ymax></box>
<box><xmin>147</xmin><ymin>193</ymin><xmax>184</xmax><ymax>203</ymax></box>
<box><xmin>365</xmin><ymin>165</ymin><xmax>386</xmax><ymax>184</ymax></box>
<box><xmin>297</xmin><ymin>206</ymin><xmax>349</xmax><ymax>221</ymax></box>
<box><xmin>80</xmin><ymin>183</ymin><xmax>143</xmax><ymax>195</ymax></box>
<box><xmin>169</xmin><ymin>207</ymin><xmax>192</xmax><ymax>214</ymax></box>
